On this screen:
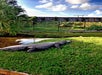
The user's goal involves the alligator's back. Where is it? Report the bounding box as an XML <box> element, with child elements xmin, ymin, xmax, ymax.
<box><xmin>0</xmin><ymin>45</ymin><xmax>28</xmax><ymax>51</ymax></box>
<box><xmin>27</xmin><ymin>40</ymin><xmax>71</xmax><ymax>52</ymax></box>
<box><xmin>0</xmin><ymin>40</ymin><xmax>71</xmax><ymax>52</ymax></box>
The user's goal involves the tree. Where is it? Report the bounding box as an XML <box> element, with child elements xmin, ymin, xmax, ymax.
<box><xmin>28</xmin><ymin>16</ymin><xmax>37</xmax><ymax>31</ymax></box>
<box><xmin>0</xmin><ymin>0</ymin><xmax>28</xmax><ymax>35</ymax></box>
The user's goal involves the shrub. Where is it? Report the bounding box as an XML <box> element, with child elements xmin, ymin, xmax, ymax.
<box><xmin>86</xmin><ymin>25</ymin><xmax>102</xmax><ymax>31</ymax></box>
<box><xmin>60</xmin><ymin>22</ymin><xmax>73</xmax><ymax>27</ymax></box>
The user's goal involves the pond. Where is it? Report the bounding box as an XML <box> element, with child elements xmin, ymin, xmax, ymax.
<box><xmin>0</xmin><ymin>37</ymin><xmax>52</xmax><ymax>48</ymax></box>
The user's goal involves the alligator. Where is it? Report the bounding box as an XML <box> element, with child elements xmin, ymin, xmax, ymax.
<box><xmin>0</xmin><ymin>40</ymin><xmax>71</xmax><ymax>52</ymax></box>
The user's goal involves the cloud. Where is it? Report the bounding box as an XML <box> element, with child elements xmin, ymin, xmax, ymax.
<box><xmin>80</xmin><ymin>3</ymin><xmax>101</xmax><ymax>10</ymax></box>
<box><xmin>39</xmin><ymin>0</ymin><xmax>49</xmax><ymax>3</ymax></box>
<box><xmin>88</xmin><ymin>10</ymin><xmax>102</xmax><ymax>17</ymax></box>
<box><xmin>71</xmin><ymin>3</ymin><xmax>101</xmax><ymax>10</ymax></box>
<box><xmin>35</xmin><ymin>2</ymin><xmax>67</xmax><ymax>11</ymax></box>
<box><xmin>71</xmin><ymin>5</ymin><xmax>79</xmax><ymax>8</ymax></box>
<box><xmin>79</xmin><ymin>3</ymin><xmax>91</xmax><ymax>10</ymax></box>
<box><xmin>17</xmin><ymin>0</ymin><xmax>50</xmax><ymax>16</ymax></box>
<box><xmin>65</xmin><ymin>0</ymin><xmax>89</xmax><ymax>4</ymax></box>
<box><xmin>50</xmin><ymin>4</ymin><xmax>67</xmax><ymax>11</ymax></box>
<box><xmin>25</xmin><ymin>7</ymin><xmax>68</xmax><ymax>16</ymax></box>
<box><xmin>39</xmin><ymin>0</ymin><xmax>52</xmax><ymax>3</ymax></box>
<box><xmin>70</xmin><ymin>3</ymin><xmax>91</xmax><ymax>10</ymax></box>
<box><xmin>17</xmin><ymin>1</ymin><xmax>68</xmax><ymax>17</ymax></box>
<box><xmin>21</xmin><ymin>6</ymin><xmax>49</xmax><ymax>16</ymax></box>
<box><xmin>17</xmin><ymin>0</ymin><xmax>102</xmax><ymax>17</ymax></box>
<box><xmin>35</xmin><ymin>2</ymin><xmax>53</xmax><ymax>8</ymax></box>
<box><xmin>95</xmin><ymin>10</ymin><xmax>102</xmax><ymax>15</ymax></box>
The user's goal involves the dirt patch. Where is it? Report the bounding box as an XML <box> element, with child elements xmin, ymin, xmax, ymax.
<box><xmin>0</xmin><ymin>69</ymin><xmax>29</xmax><ymax>75</ymax></box>
<box><xmin>0</xmin><ymin>37</ymin><xmax>21</xmax><ymax>48</ymax></box>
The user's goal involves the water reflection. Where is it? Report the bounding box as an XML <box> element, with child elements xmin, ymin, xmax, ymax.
<box><xmin>16</xmin><ymin>38</ymin><xmax>50</xmax><ymax>45</ymax></box>
<box><xmin>0</xmin><ymin>37</ymin><xmax>51</xmax><ymax>48</ymax></box>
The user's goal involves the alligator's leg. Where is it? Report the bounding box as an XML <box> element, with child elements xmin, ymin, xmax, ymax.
<box><xmin>27</xmin><ymin>46</ymin><xmax>36</xmax><ymax>52</ymax></box>
<box><xmin>54</xmin><ymin>43</ymin><xmax>60</xmax><ymax>48</ymax></box>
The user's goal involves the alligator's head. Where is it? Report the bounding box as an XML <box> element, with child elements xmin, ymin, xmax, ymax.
<box><xmin>58</xmin><ymin>40</ymin><xmax>71</xmax><ymax>45</ymax></box>
<box><xmin>66</xmin><ymin>40</ymin><xmax>71</xmax><ymax>44</ymax></box>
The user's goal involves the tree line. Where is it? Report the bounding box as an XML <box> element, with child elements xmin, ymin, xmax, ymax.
<box><xmin>0</xmin><ymin>0</ymin><xmax>36</xmax><ymax>35</ymax></box>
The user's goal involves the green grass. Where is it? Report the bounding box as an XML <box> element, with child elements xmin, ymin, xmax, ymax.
<box><xmin>0</xmin><ymin>37</ymin><xmax>102</xmax><ymax>75</ymax></box>
<box><xmin>20</xmin><ymin>21</ymin><xmax>102</xmax><ymax>33</ymax></box>
<box><xmin>20</xmin><ymin>21</ymin><xmax>72</xmax><ymax>33</ymax></box>
<box><xmin>16</xmin><ymin>21</ymin><xmax>102</xmax><ymax>38</ymax></box>
<box><xmin>23</xmin><ymin>32</ymin><xmax>102</xmax><ymax>38</ymax></box>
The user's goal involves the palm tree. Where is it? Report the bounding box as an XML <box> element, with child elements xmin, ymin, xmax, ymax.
<box><xmin>0</xmin><ymin>0</ymin><xmax>28</xmax><ymax>35</ymax></box>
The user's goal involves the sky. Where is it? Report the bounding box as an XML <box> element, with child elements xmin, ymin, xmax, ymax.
<box><xmin>17</xmin><ymin>0</ymin><xmax>102</xmax><ymax>17</ymax></box>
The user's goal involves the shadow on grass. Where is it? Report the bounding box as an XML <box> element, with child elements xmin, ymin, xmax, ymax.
<box><xmin>0</xmin><ymin>37</ymin><xmax>102</xmax><ymax>75</ymax></box>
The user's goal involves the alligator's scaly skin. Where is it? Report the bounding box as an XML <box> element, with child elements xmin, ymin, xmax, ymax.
<box><xmin>27</xmin><ymin>40</ymin><xmax>71</xmax><ymax>52</ymax></box>
<box><xmin>0</xmin><ymin>40</ymin><xmax>71</xmax><ymax>52</ymax></box>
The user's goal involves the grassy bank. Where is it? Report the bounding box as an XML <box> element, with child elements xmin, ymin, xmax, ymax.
<box><xmin>16</xmin><ymin>32</ymin><xmax>102</xmax><ymax>38</ymax></box>
<box><xmin>0</xmin><ymin>37</ymin><xmax>102</xmax><ymax>75</ymax></box>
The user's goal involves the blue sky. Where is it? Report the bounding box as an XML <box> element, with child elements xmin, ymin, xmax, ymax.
<box><xmin>17</xmin><ymin>0</ymin><xmax>102</xmax><ymax>17</ymax></box>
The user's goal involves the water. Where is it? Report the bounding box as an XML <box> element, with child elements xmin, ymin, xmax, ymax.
<box><xmin>0</xmin><ymin>37</ymin><xmax>52</xmax><ymax>48</ymax></box>
<box><xmin>16</xmin><ymin>38</ymin><xmax>51</xmax><ymax>45</ymax></box>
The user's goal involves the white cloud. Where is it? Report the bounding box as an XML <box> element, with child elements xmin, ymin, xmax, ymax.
<box><xmin>39</xmin><ymin>0</ymin><xmax>48</xmax><ymax>3</ymax></box>
<box><xmin>21</xmin><ymin>6</ymin><xmax>48</xmax><ymax>16</ymax></box>
<box><xmin>71</xmin><ymin>3</ymin><xmax>100</xmax><ymax>10</ymax></box>
<box><xmin>17</xmin><ymin>1</ymin><xmax>49</xmax><ymax>16</ymax></box>
<box><xmin>35</xmin><ymin>2</ymin><xmax>53</xmax><ymax>8</ymax></box>
<box><xmin>65</xmin><ymin>0</ymin><xmax>88</xmax><ymax>4</ymax></box>
<box><xmin>25</xmin><ymin>7</ymin><xmax>68</xmax><ymax>16</ymax></box>
<box><xmin>71</xmin><ymin>5</ymin><xmax>79</xmax><ymax>8</ymax></box>
<box><xmin>95</xmin><ymin>10</ymin><xmax>102</xmax><ymax>15</ymax></box>
<box><xmin>79</xmin><ymin>3</ymin><xmax>91</xmax><ymax>10</ymax></box>
<box><xmin>17</xmin><ymin>0</ymin><xmax>102</xmax><ymax>17</ymax></box>
<box><xmin>88</xmin><ymin>10</ymin><xmax>102</xmax><ymax>17</ymax></box>
<box><xmin>17</xmin><ymin>1</ymin><xmax>68</xmax><ymax>17</ymax></box>
<box><xmin>39</xmin><ymin>0</ymin><xmax>52</xmax><ymax>3</ymax></box>
<box><xmin>51</xmin><ymin>4</ymin><xmax>67</xmax><ymax>11</ymax></box>
<box><xmin>35</xmin><ymin>2</ymin><xmax>67</xmax><ymax>11</ymax></box>
<box><xmin>70</xmin><ymin>3</ymin><xmax>91</xmax><ymax>10</ymax></box>
<box><xmin>79</xmin><ymin>3</ymin><xmax>100</xmax><ymax>10</ymax></box>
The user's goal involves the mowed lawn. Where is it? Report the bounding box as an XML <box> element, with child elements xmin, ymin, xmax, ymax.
<box><xmin>0</xmin><ymin>37</ymin><xmax>102</xmax><ymax>75</ymax></box>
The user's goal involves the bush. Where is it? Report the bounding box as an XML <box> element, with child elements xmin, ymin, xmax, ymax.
<box><xmin>60</xmin><ymin>22</ymin><xmax>73</xmax><ymax>27</ymax></box>
<box><xmin>86</xmin><ymin>25</ymin><xmax>102</xmax><ymax>31</ymax></box>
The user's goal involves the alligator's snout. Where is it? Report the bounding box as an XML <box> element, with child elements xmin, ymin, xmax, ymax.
<box><xmin>66</xmin><ymin>40</ymin><xmax>72</xmax><ymax>43</ymax></box>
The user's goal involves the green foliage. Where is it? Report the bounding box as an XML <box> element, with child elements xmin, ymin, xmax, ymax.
<box><xmin>0</xmin><ymin>0</ymin><xmax>28</xmax><ymax>35</ymax></box>
<box><xmin>34</xmin><ymin>32</ymin><xmax>102</xmax><ymax>37</ymax></box>
<box><xmin>60</xmin><ymin>22</ymin><xmax>73</xmax><ymax>27</ymax></box>
<box><xmin>86</xmin><ymin>25</ymin><xmax>102</xmax><ymax>31</ymax></box>
<box><xmin>0</xmin><ymin>37</ymin><xmax>102</xmax><ymax>75</ymax></box>
<box><xmin>74</xmin><ymin>22</ymin><xmax>83</xmax><ymax>26</ymax></box>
